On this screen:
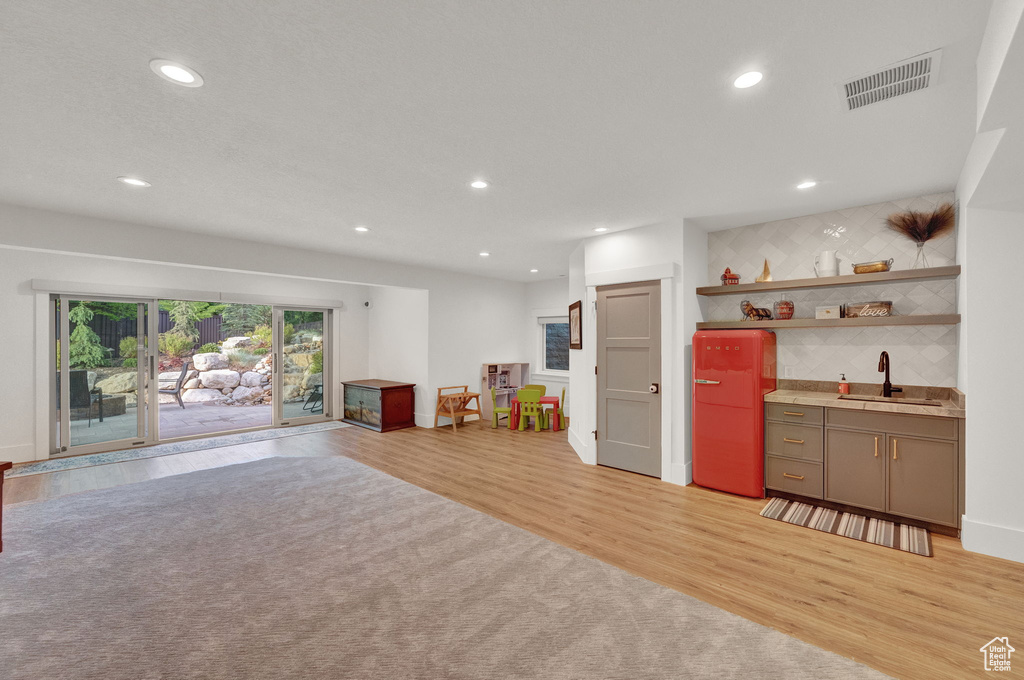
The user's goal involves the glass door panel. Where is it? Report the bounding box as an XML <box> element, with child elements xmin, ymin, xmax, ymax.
<box><xmin>56</xmin><ymin>297</ymin><xmax>153</xmax><ymax>456</ymax></box>
<box><xmin>274</xmin><ymin>308</ymin><xmax>330</xmax><ymax>425</ymax></box>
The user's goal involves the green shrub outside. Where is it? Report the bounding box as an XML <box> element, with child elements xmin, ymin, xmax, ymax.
<box><xmin>69</xmin><ymin>302</ymin><xmax>110</xmax><ymax>368</ymax></box>
<box><xmin>159</xmin><ymin>333</ymin><xmax>194</xmax><ymax>358</ymax></box>
<box><xmin>119</xmin><ymin>336</ymin><xmax>138</xmax><ymax>359</ymax></box>
<box><xmin>252</xmin><ymin>347</ymin><xmax>269</xmax><ymax>355</ymax></box>
<box><xmin>310</xmin><ymin>350</ymin><xmax>323</xmax><ymax>375</ymax></box>
<box><xmin>252</xmin><ymin>325</ymin><xmax>273</xmax><ymax>346</ymax></box>
<box><xmin>198</xmin><ymin>342</ymin><xmax>221</xmax><ymax>354</ymax></box>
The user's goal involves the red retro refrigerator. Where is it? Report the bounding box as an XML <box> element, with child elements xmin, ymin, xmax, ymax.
<box><xmin>692</xmin><ymin>330</ymin><xmax>777</xmax><ymax>498</ymax></box>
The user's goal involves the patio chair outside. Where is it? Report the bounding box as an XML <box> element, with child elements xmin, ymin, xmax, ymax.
<box><xmin>69</xmin><ymin>370</ymin><xmax>104</xmax><ymax>427</ymax></box>
<box><xmin>159</xmin><ymin>361</ymin><xmax>191</xmax><ymax>409</ymax></box>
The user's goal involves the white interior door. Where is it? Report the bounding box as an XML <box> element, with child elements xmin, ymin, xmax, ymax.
<box><xmin>273</xmin><ymin>307</ymin><xmax>332</xmax><ymax>426</ymax></box>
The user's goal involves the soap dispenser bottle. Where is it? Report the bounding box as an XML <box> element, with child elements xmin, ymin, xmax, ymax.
<box><xmin>838</xmin><ymin>374</ymin><xmax>850</xmax><ymax>394</ymax></box>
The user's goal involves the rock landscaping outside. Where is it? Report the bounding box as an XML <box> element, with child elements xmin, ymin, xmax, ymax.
<box><xmin>65</xmin><ymin>300</ymin><xmax>324</xmax><ymax>413</ymax></box>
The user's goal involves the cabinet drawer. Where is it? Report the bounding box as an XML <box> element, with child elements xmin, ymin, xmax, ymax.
<box><xmin>765</xmin><ymin>403</ymin><xmax>823</xmax><ymax>425</ymax></box>
<box><xmin>766</xmin><ymin>456</ymin><xmax>823</xmax><ymax>499</ymax></box>
<box><xmin>766</xmin><ymin>422</ymin><xmax>823</xmax><ymax>461</ymax></box>
<box><xmin>825</xmin><ymin>409</ymin><xmax>957</xmax><ymax>440</ymax></box>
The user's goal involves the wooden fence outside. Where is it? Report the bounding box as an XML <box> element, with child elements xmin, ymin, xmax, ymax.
<box><xmin>89</xmin><ymin>312</ymin><xmax>223</xmax><ymax>355</ymax></box>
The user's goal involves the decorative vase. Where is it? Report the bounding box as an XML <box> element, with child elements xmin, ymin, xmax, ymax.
<box><xmin>912</xmin><ymin>242</ymin><xmax>930</xmax><ymax>269</ymax></box>
<box><xmin>774</xmin><ymin>301</ymin><xmax>794</xmax><ymax>320</ymax></box>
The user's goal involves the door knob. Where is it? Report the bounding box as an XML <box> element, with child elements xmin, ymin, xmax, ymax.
<box><xmin>649</xmin><ymin>383</ymin><xmax>660</xmax><ymax>394</ymax></box>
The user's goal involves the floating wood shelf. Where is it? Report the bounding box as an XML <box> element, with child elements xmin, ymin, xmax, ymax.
<box><xmin>696</xmin><ymin>314</ymin><xmax>961</xmax><ymax>330</ymax></box>
<box><xmin>695</xmin><ymin>265</ymin><xmax>960</xmax><ymax>297</ymax></box>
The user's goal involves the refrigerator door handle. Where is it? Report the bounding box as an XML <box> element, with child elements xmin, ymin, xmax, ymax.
<box><xmin>694</xmin><ymin>379</ymin><xmax>721</xmax><ymax>385</ymax></box>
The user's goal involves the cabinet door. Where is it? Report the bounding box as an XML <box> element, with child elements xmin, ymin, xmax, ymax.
<box><xmin>825</xmin><ymin>428</ymin><xmax>886</xmax><ymax>511</ymax></box>
<box><xmin>887</xmin><ymin>435</ymin><xmax>958</xmax><ymax>526</ymax></box>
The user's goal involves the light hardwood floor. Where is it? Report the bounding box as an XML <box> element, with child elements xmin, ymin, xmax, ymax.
<box><xmin>4</xmin><ymin>424</ymin><xmax>1021</xmax><ymax>679</ymax></box>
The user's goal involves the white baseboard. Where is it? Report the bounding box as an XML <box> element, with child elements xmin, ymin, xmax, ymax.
<box><xmin>568</xmin><ymin>427</ymin><xmax>595</xmax><ymax>465</ymax></box>
<box><xmin>665</xmin><ymin>462</ymin><xmax>691</xmax><ymax>486</ymax></box>
<box><xmin>962</xmin><ymin>516</ymin><xmax>1024</xmax><ymax>564</ymax></box>
<box><xmin>0</xmin><ymin>442</ymin><xmax>41</xmax><ymax>464</ymax></box>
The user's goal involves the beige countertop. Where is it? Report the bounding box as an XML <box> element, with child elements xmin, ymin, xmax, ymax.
<box><xmin>765</xmin><ymin>389</ymin><xmax>965</xmax><ymax>418</ymax></box>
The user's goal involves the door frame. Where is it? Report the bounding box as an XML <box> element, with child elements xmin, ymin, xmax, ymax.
<box><xmin>53</xmin><ymin>294</ymin><xmax>158</xmax><ymax>456</ymax></box>
<box><xmin>578</xmin><ymin>263</ymin><xmax>678</xmax><ymax>482</ymax></box>
<box><xmin>272</xmin><ymin>306</ymin><xmax>333</xmax><ymax>427</ymax></box>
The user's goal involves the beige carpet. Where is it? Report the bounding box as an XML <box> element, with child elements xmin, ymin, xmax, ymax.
<box><xmin>0</xmin><ymin>457</ymin><xmax>888</xmax><ymax>679</ymax></box>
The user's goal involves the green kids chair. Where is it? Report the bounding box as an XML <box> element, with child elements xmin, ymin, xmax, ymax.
<box><xmin>491</xmin><ymin>387</ymin><xmax>513</xmax><ymax>429</ymax></box>
<box><xmin>517</xmin><ymin>389</ymin><xmax>546</xmax><ymax>432</ymax></box>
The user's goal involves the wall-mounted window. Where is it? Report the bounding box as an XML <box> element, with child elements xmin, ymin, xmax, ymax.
<box><xmin>540</xmin><ymin>316</ymin><xmax>569</xmax><ymax>373</ymax></box>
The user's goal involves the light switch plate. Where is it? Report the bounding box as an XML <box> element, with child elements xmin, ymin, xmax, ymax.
<box><xmin>783</xmin><ymin>366</ymin><xmax>795</xmax><ymax>378</ymax></box>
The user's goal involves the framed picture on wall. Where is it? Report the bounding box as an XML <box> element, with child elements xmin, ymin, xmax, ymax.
<box><xmin>569</xmin><ymin>300</ymin><xmax>582</xmax><ymax>350</ymax></box>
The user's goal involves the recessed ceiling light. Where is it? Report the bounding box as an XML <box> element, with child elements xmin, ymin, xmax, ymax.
<box><xmin>117</xmin><ymin>176</ymin><xmax>151</xmax><ymax>187</ymax></box>
<box><xmin>149</xmin><ymin>59</ymin><xmax>204</xmax><ymax>87</ymax></box>
<box><xmin>354</xmin><ymin>226</ymin><xmax>370</xmax><ymax>232</ymax></box>
<box><xmin>479</xmin><ymin>252</ymin><xmax>490</xmax><ymax>257</ymax></box>
<box><xmin>530</xmin><ymin>269</ymin><xmax>538</xmax><ymax>273</ymax></box>
<box><xmin>733</xmin><ymin>71</ymin><xmax>763</xmax><ymax>89</ymax></box>
<box><xmin>796</xmin><ymin>180</ymin><xmax>818</xmax><ymax>189</ymax></box>
<box><xmin>470</xmin><ymin>180</ymin><xmax>489</xmax><ymax>189</ymax></box>
<box><xmin>594</xmin><ymin>227</ymin><xmax>608</xmax><ymax>233</ymax></box>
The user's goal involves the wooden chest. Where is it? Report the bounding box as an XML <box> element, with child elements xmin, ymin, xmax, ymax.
<box><xmin>342</xmin><ymin>380</ymin><xmax>416</xmax><ymax>432</ymax></box>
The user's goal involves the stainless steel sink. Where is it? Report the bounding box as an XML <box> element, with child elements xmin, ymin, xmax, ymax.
<box><xmin>838</xmin><ymin>394</ymin><xmax>944</xmax><ymax>407</ymax></box>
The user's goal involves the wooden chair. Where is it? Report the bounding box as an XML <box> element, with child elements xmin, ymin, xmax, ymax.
<box><xmin>517</xmin><ymin>389</ymin><xmax>546</xmax><ymax>432</ymax></box>
<box><xmin>158</xmin><ymin>361</ymin><xmax>191</xmax><ymax>409</ymax></box>
<box><xmin>434</xmin><ymin>386</ymin><xmax>482</xmax><ymax>433</ymax></box>
<box><xmin>490</xmin><ymin>387</ymin><xmax>513</xmax><ymax>429</ymax></box>
<box><xmin>523</xmin><ymin>384</ymin><xmax>547</xmax><ymax>397</ymax></box>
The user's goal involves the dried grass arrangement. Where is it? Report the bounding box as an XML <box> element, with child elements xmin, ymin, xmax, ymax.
<box><xmin>884</xmin><ymin>202</ymin><xmax>955</xmax><ymax>268</ymax></box>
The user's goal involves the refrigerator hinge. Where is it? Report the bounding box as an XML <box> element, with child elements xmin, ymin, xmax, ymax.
<box><xmin>593</xmin><ymin>430</ymin><xmax>598</xmax><ymax>440</ymax></box>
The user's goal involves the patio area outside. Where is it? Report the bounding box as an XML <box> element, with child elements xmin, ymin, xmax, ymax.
<box><xmin>65</xmin><ymin>402</ymin><xmax>273</xmax><ymax>450</ymax></box>
<box><xmin>60</xmin><ymin>300</ymin><xmax>324</xmax><ymax>453</ymax></box>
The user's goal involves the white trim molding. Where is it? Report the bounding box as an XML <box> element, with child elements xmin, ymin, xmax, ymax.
<box><xmin>962</xmin><ymin>516</ymin><xmax>1024</xmax><ymax>564</ymax></box>
<box><xmin>585</xmin><ymin>263</ymin><xmax>675</xmax><ymax>288</ymax></box>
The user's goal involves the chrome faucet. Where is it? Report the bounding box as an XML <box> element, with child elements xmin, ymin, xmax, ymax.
<box><xmin>878</xmin><ymin>351</ymin><xmax>903</xmax><ymax>398</ymax></box>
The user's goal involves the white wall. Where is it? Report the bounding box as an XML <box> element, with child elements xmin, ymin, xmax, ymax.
<box><xmin>566</xmin><ymin>222</ymin><xmax>707</xmax><ymax>483</ymax></box>
<box><xmin>0</xmin><ymin>203</ymin><xmax>531</xmax><ymax>461</ymax></box>
<box><xmin>367</xmin><ymin>286</ymin><xmax>430</xmax><ymax>423</ymax></box>
<box><xmin>566</xmin><ymin>242</ymin><xmax>594</xmax><ymax>462</ymax></box>
<box><xmin>955</xmin><ymin>0</ymin><xmax>1024</xmax><ymax>564</ymax></box>
<box><xmin>524</xmin><ymin>278</ymin><xmax>571</xmax><ymax>404</ymax></box>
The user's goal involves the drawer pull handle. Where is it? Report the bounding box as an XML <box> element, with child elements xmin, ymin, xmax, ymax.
<box><xmin>874</xmin><ymin>436</ymin><xmax>879</xmax><ymax>458</ymax></box>
<box><xmin>783</xmin><ymin>473</ymin><xmax>805</xmax><ymax>480</ymax></box>
<box><xmin>783</xmin><ymin>438</ymin><xmax>805</xmax><ymax>444</ymax></box>
<box><xmin>893</xmin><ymin>438</ymin><xmax>898</xmax><ymax>461</ymax></box>
<box><xmin>783</xmin><ymin>411</ymin><xmax>804</xmax><ymax>416</ymax></box>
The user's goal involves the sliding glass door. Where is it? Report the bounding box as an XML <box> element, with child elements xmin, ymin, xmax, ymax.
<box><xmin>273</xmin><ymin>307</ymin><xmax>331</xmax><ymax>425</ymax></box>
<box><xmin>54</xmin><ymin>296</ymin><xmax>155</xmax><ymax>456</ymax></box>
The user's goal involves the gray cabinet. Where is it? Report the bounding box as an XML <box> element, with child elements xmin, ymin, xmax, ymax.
<box><xmin>823</xmin><ymin>410</ymin><xmax>962</xmax><ymax>528</ymax></box>
<box><xmin>886</xmin><ymin>435</ymin><xmax>958</xmax><ymax>527</ymax></box>
<box><xmin>825</xmin><ymin>428</ymin><xmax>886</xmax><ymax>512</ymax></box>
<box><xmin>765</xmin><ymin>405</ymin><xmax>824</xmax><ymax>499</ymax></box>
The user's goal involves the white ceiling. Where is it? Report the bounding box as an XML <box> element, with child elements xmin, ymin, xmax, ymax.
<box><xmin>0</xmin><ymin>1</ymin><xmax>991</xmax><ymax>282</ymax></box>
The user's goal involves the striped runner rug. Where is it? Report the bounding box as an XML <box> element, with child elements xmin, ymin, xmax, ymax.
<box><xmin>760</xmin><ymin>497</ymin><xmax>932</xmax><ymax>557</ymax></box>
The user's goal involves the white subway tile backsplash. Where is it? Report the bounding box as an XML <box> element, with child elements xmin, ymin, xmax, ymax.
<box><xmin>707</xmin><ymin>192</ymin><xmax>958</xmax><ymax>387</ymax></box>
